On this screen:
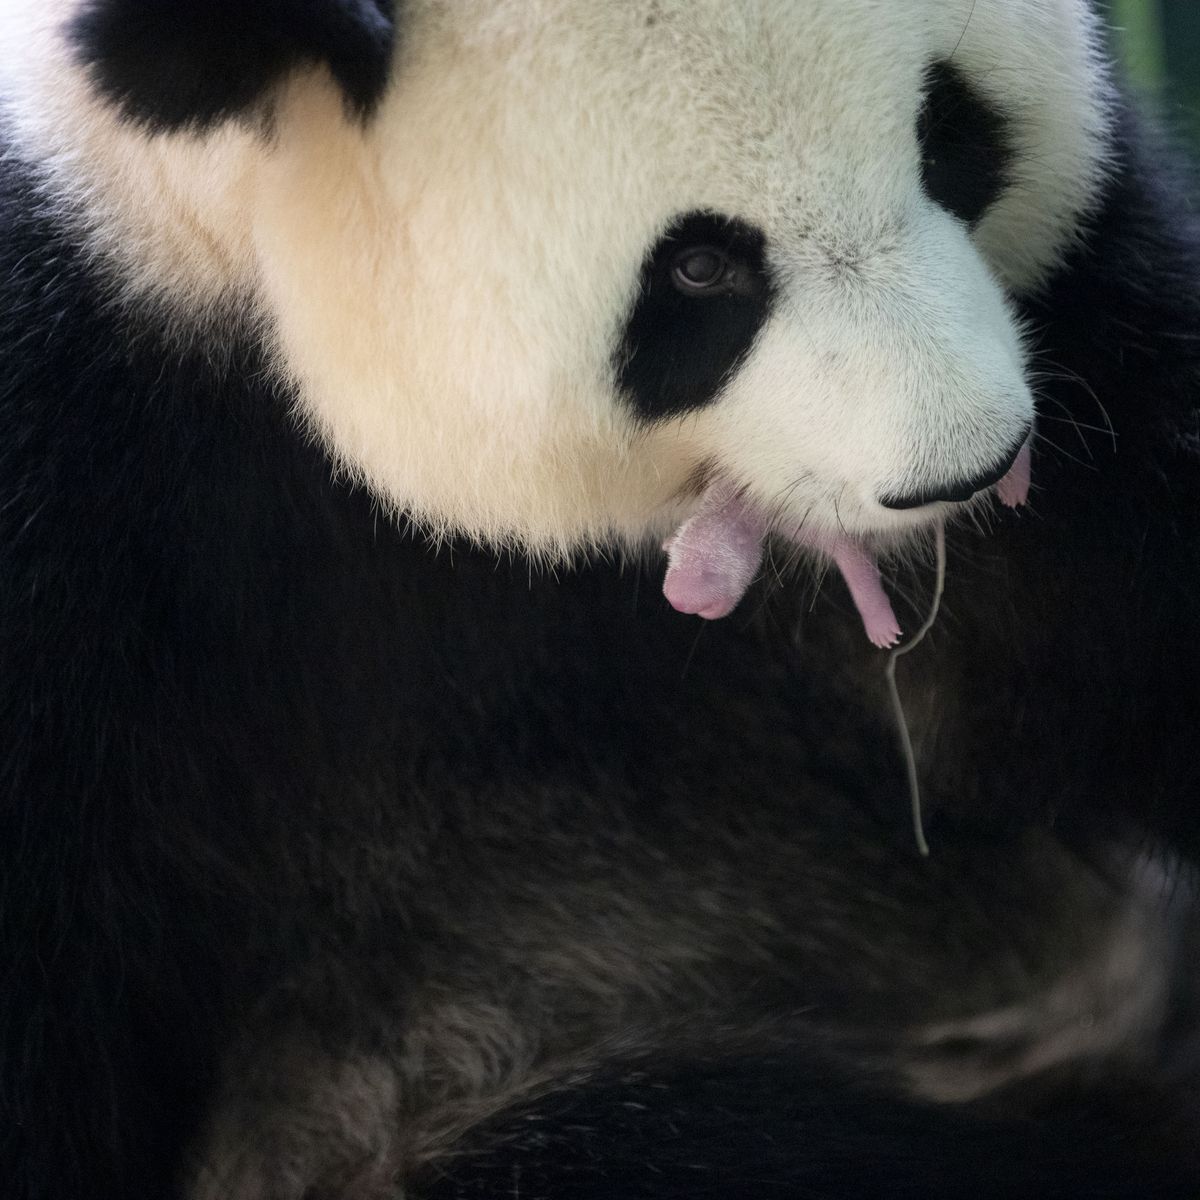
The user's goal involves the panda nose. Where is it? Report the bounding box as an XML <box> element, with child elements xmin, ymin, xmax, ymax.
<box><xmin>878</xmin><ymin>430</ymin><xmax>1031</xmax><ymax>511</ymax></box>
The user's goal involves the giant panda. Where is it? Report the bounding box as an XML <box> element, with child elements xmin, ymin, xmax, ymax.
<box><xmin>2</xmin><ymin>1</ymin><xmax>1199</xmax><ymax>1197</ymax></box>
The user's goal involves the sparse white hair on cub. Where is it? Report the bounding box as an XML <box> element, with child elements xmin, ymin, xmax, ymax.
<box><xmin>0</xmin><ymin>0</ymin><xmax>1110</xmax><ymax>555</ymax></box>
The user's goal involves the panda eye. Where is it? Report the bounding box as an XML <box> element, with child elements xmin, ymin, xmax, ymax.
<box><xmin>672</xmin><ymin>246</ymin><xmax>731</xmax><ymax>292</ymax></box>
<box><xmin>616</xmin><ymin>211</ymin><xmax>775</xmax><ymax>422</ymax></box>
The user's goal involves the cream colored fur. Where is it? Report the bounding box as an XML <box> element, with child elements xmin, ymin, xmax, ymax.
<box><xmin>0</xmin><ymin>0</ymin><xmax>1112</xmax><ymax>553</ymax></box>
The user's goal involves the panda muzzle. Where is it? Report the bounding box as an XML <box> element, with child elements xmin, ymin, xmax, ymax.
<box><xmin>661</xmin><ymin>441</ymin><xmax>1031</xmax><ymax>648</ymax></box>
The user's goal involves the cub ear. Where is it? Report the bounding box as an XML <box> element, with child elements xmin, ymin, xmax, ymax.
<box><xmin>70</xmin><ymin>0</ymin><xmax>397</xmax><ymax>131</ymax></box>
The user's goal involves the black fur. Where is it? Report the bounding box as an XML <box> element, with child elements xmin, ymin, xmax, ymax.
<box><xmin>3</xmin><ymin>50</ymin><xmax>1200</xmax><ymax>1200</ymax></box>
<box><xmin>71</xmin><ymin>0</ymin><xmax>396</xmax><ymax>129</ymax></box>
<box><xmin>422</xmin><ymin>1051</ymin><xmax>1200</xmax><ymax>1199</ymax></box>
<box><xmin>921</xmin><ymin>107</ymin><xmax>1200</xmax><ymax>860</ymax></box>
<box><xmin>920</xmin><ymin>61</ymin><xmax>1014</xmax><ymax>226</ymax></box>
<box><xmin>617</xmin><ymin>212</ymin><xmax>775</xmax><ymax>421</ymax></box>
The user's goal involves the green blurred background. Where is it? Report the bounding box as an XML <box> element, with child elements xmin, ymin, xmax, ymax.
<box><xmin>1105</xmin><ymin>1</ymin><xmax>1200</xmax><ymax>146</ymax></box>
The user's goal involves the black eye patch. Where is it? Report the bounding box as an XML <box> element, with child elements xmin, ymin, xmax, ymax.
<box><xmin>616</xmin><ymin>212</ymin><xmax>774</xmax><ymax>423</ymax></box>
<box><xmin>918</xmin><ymin>61</ymin><xmax>1014</xmax><ymax>225</ymax></box>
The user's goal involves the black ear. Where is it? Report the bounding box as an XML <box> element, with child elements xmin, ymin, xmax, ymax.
<box><xmin>71</xmin><ymin>0</ymin><xmax>397</xmax><ymax>131</ymax></box>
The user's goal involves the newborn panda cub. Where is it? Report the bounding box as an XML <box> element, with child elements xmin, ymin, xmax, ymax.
<box><xmin>1</xmin><ymin>1</ymin><xmax>1199</xmax><ymax>1198</ymax></box>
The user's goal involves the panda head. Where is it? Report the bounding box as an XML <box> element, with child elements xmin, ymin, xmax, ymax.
<box><xmin>1</xmin><ymin>1</ymin><xmax>1109</xmax><ymax>571</ymax></box>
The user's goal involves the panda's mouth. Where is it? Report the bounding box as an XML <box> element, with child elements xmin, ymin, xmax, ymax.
<box><xmin>662</xmin><ymin>442</ymin><xmax>1031</xmax><ymax>648</ymax></box>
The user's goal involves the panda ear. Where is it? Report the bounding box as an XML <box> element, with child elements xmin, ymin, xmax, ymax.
<box><xmin>70</xmin><ymin>0</ymin><xmax>397</xmax><ymax>131</ymax></box>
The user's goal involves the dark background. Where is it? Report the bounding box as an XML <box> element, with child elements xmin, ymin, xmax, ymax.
<box><xmin>1106</xmin><ymin>1</ymin><xmax>1200</xmax><ymax>148</ymax></box>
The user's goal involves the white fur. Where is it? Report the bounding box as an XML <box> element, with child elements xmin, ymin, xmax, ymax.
<box><xmin>0</xmin><ymin>0</ymin><xmax>1112</xmax><ymax>552</ymax></box>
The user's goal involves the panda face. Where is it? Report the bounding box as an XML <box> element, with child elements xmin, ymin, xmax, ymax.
<box><xmin>0</xmin><ymin>0</ymin><xmax>1110</xmax><ymax>555</ymax></box>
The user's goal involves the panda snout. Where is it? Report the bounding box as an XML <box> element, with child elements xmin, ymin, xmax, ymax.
<box><xmin>877</xmin><ymin>426</ymin><xmax>1032</xmax><ymax>511</ymax></box>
